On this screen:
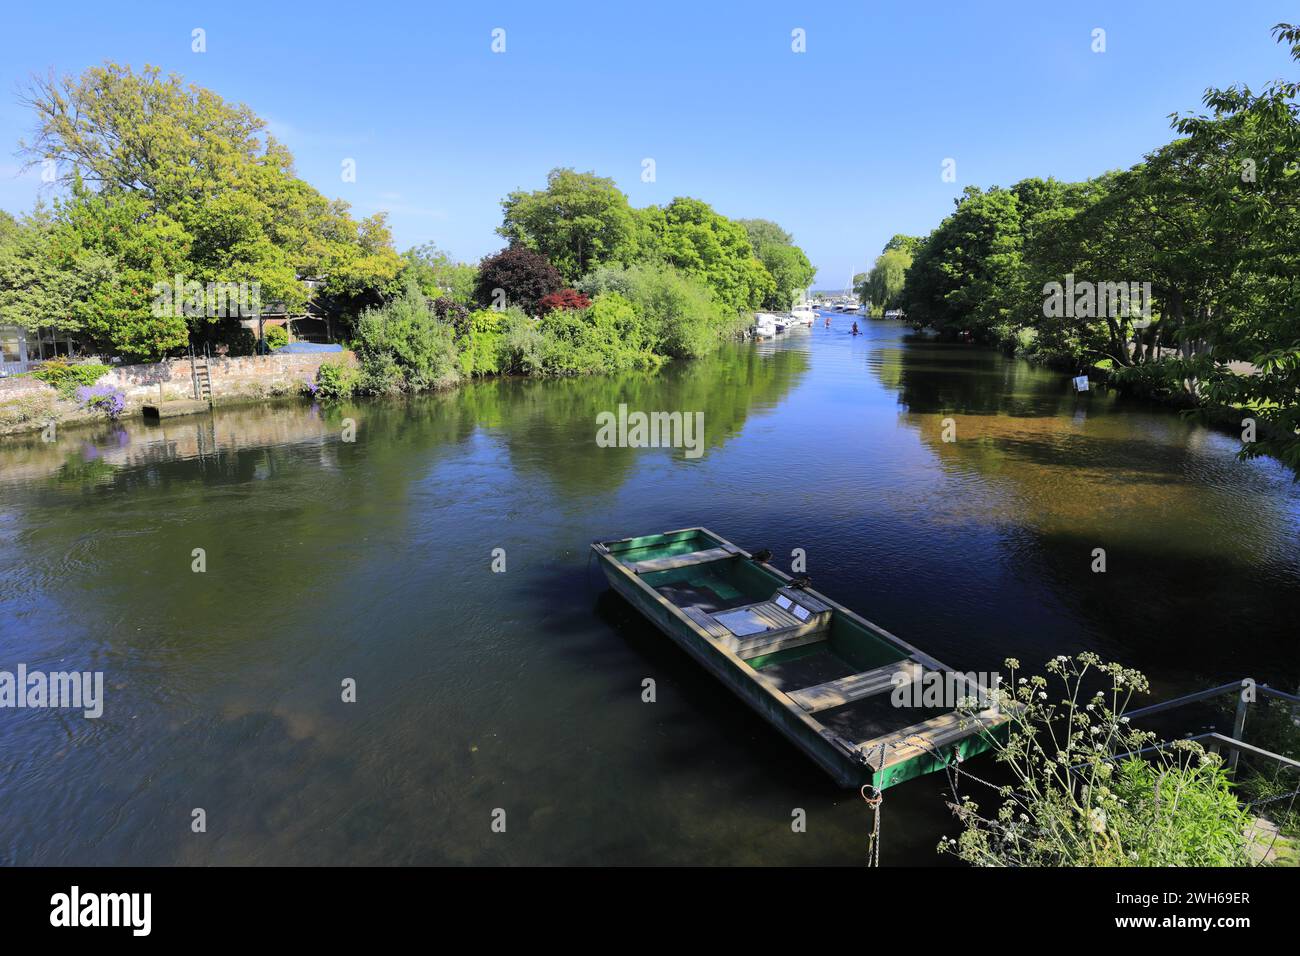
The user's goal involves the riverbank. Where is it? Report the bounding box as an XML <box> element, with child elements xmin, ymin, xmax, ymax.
<box><xmin>0</xmin><ymin>351</ymin><xmax>354</xmax><ymax>436</ymax></box>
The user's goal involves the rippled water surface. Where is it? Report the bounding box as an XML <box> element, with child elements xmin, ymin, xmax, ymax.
<box><xmin>1</xmin><ymin>320</ymin><xmax>1297</xmax><ymax>864</ymax></box>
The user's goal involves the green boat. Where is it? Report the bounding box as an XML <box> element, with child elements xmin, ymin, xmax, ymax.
<box><xmin>592</xmin><ymin>527</ymin><xmax>1007</xmax><ymax>790</ymax></box>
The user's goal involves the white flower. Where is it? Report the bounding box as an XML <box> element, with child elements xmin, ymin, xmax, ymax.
<box><xmin>1088</xmin><ymin>808</ymin><xmax>1107</xmax><ymax>834</ymax></box>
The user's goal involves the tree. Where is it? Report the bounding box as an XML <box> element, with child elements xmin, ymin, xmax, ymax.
<box><xmin>865</xmin><ymin>248</ymin><xmax>913</xmax><ymax>313</ymax></box>
<box><xmin>56</xmin><ymin>187</ymin><xmax>190</xmax><ymax>359</ymax></box>
<box><xmin>538</xmin><ymin>289</ymin><xmax>591</xmax><ymax>313</ymax></box>
<box><xmin>882</xmin><ymin>234</ymin><xmax>923</xmax><ymax>257</ymax></box>
<box><xmin>901</xmin><ymin>187</ymin><xmax>1026</xmax><ymax>340</ymax></box>
<box><xmin>474</xmin><ymin>245</ymin><xmax>563</xmax><ymax>316</ymax></box>
<box><xmin>0</xmin><ymin>205</ymin><xmax>103</xmax><ymax>338</ymax></box>
<box><xmin>498</xmin><ymin>168</ymin><xmax>639</xmax><ymax>282</ymax></box>
<box><xmin>739</xmin><ymin>218</ymin><xmax>816</xmax><ymax>310</ymax></box>
<box><xmin>401</xmin><ymin>243</ymin><xmax>477</xmax><ymax>304</ymax></box>
<box><xmin>18</xmin><ymin>62</ymin><xmax>401</xmax><ymax>347</ymax></box>
<box><xmin>639</xmin><ymin>198</ymin><xmax>775</xmax><ymax>312</ymax></box>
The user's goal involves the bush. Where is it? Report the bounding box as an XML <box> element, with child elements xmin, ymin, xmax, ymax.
<box><xmin>496</xmin><ymin>310</ymin><xmax>546</xmax><ymax>375</ymax></box>
<box><xmin>578</xmin><ymin>262</ymin><xmax>741</xmax><ymax>359</ymax></box>
<box><xmin>529</xmin><ymin>292</ymin><xmax>663</xmax><ymax>376</ymax></box>
<box><xmin>457</xmin><ymin>307</ymin><xmax>514</xmax><ymax>377</ymax></box>
<box><xmin>74</xmin><ymin>383</ymin><xmax>126</xmax><ymax>418</ymax></box>
<box><xmin>313</xmin><ymin>360</ymin><xmax>360</xmax><ymax>401</ymax></box>
<box><xmin>538</xmin><ymin>289</ymin><xmax>591</xmax><ymax>313</ymax></box>
<box><xmin>264</xmin><ymin>325</ymin><xmax>289</xmax><ymax>350</ymax></box>
<box><xmin>353</xmin><ymin>282</ymin><xmax>460</xmax><ymax>393</ymax></box>
<box><xmin>30</xmin><ymin>358</ymin><xmax>109</xmax><ymax>399</ymax></box>
<box><xmin>943</xmin><ymin>653</ymin><xmax>1254</xmax><ymax>867</ymax></box>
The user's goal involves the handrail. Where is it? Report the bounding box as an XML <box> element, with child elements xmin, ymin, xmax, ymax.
<box><xmin>1127</xmin><ymin>680</ymin><xmax>1300</xmax><ymax>720</ymax></box>
<box><xmin>1125</xmin><ymin>678</ymin><xmax>1299</xmax><ymax>774</ymax></box>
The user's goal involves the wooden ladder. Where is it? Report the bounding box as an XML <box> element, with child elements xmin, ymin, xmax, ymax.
<box><xmin>191</xmin><ymin>349</ymin><xmax>213</xmax><ymax>403</ymax></box>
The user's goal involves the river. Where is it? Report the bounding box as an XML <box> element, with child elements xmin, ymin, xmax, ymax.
<box><xmin>1</xmin><ymin>318</ymin><xmax>1297</xmax><ymax>865</ymax></box>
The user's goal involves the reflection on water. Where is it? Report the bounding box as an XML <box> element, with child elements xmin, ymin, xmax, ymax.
<box><xmin>0</xmin><ymin>323</ymin><xmax>1295</xmax><ymax>865</ymax></box>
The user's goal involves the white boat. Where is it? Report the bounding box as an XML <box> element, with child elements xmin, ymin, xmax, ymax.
<box><xmin>753</xmin><ymin>312</ymin><xmax>781</xmax><ymax>337</ymax></box>
<box><xmin>788</xmin><ymin>307</ymin><xmax>817</xmax><ymax>326</ymax></box>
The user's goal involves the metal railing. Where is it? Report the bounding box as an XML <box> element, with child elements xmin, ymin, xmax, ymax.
<box><xmin>0</xmin><ymin>359</ymin><xmax>41</xmax><ymax>377</ymax></box>
<box><xmin>1127</xmin><ymin>680</ymin><xmax>1300</xmax><ymax>774</ymax></box>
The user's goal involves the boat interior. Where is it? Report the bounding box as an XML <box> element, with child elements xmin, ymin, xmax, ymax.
<box><xmin>599</xmin><ymin>529</ymin><xmax>999</xmax><ymax>761</ymax></box>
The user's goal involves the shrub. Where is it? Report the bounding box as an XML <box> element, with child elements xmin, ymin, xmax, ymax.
<box><xmin>529</xmin><ymin>292</ymin><xmax>662</xmax><ymax>376</ymax></box>
<box><xmin>457</xmin><ymin>307</ymin><xmax>515</xmax><ymax>377</ymax></box>
<box><xmin>30</xmin><ymin>358</ymin><xmax>109</xmax><ymax>399</ymax></box>
<box><xmin>538</xmin><ymin>289</ymin><xmax>591</xmax><ymax>313</ymax></box>
<box><xmin>74</xmin><ymin>383</ymin><xmax>126</xmax><ymax>418</ymax></box>
<box><xmin>264</xmin><ymin>325</ymin><xmax>289</xmax><ymax>350</ymax></box>
<box><xmin>353</xmin><ymin>282</ymin><xmax>460</xmax><ymax>393</ymax></box>
<box><xmin>313</xmin><ymin>360</ymin><xmax>360</xmax><ymax>401</ymax></box>
<box><xmin>578</xmin><ymin>261</ymin><xmax>742</xmax><ymax>358</ymax></box>
<box><xmin>942</xmin><ymin>653</ymin><xmax>1254</xmax><ymax>867</ymax></box>
<box><xmin>496</xmin><ymin>310</ymin><xmax>546</xmax><ymax>375</ymax></box>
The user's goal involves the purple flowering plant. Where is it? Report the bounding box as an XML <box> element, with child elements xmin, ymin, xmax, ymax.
<box><xmin>75</xmin><ymin>384</ymin><xmax>127</xmax><ymax>419</ymax></box>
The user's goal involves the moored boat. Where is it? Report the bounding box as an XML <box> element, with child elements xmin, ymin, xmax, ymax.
<box><xmin>592</xmin><ymin>528</ymin><xmax>1007</xmax><ymax>790</ymax></box>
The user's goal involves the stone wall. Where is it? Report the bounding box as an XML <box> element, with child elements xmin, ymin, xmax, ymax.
<box><xmin>0</xmin><ymin>352</ymin><xmax>354</xmax><ymax>436</ymax></box>
<box><xmin>101</xmin><ymin>352</ymin><xmax>353</xmax><ymax>404</ymax></box>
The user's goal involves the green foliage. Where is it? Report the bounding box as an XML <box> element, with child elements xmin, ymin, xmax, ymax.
<box><xmin>944</xmin><ymin>654</ymin><xmax>1253</xmax><ymax>867</ymax></box>
<box><xmin>0</xmin><ymin>205</ymin><xmax>96</xmax><ymax>337</ymax></box>
<box><xmin>529</xmin><ymin>292</ymin><xmax>662</xmax><ymax>376</ymax></box>
<box><xmin>313</xmin><ymin>359</ymin><xmax>360</xmax><ymax>401</ymax></box>
<box><xmin>400</xmin><ymin>243</ymin><xmax>478</xmax><ymax>304</ymax></box>
<box><xmin>352</xmin><ymin>283</ymin><xmax>460</xmax><ymax>393</ymax></box>
<box><xmin>30</xmin><ymin>358</ymin><xmax>109</xmax><ymax>398</ymax></box>
<box><xmin>17</xmin><ymin>62</ymin><xmax>402</xmax><ymax>356</ymax></box>
<box><xmin>578</xmin><ymin>261</ymin><xmax>740</xmax><ymax>359</ymax></box>
<box><xmin>864</xmin><ymin>247</ymin><xmax>913</xmax><ymax>312</ymax></box>
<box><xmin>499</xmin><ymin>169</ymin><xmax>639</xmax><ymax>282</ymax></box>
<box><xmin>457</xmin><ymin>307</ymin><xmax>513</xmax><ymax>377</ymax></box>
<box><xmin>738</xmin><ymin>218</ymin><xmax>816</xmax><ymax>310</ymax></box>
<box><xmin>638</xmin><ymin>198</ymin><xmax>775</xmax><ymax>312</ymax></box>
<box><xmin>883</xmin><ymin>234</ymin><xmax>923</xmax><ymax>256</ymax></box>
<box><xmin>495</xmin><ymin>310</ymin><xmax>546</xmax><ymax>375</ymax></box>
<box><xmin>264</xmin><ymin>325</ymin><xmax>289</xmax><ymax>350</ymax></box>
<box><xmin>902</xmin><ymin>186</ymin><xmax>1026</xmax><ymax>343</ymax></box>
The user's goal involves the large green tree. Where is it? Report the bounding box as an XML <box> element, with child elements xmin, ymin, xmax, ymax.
<box><xmin>738</xmin><ymin>218</ymin><xmax>815</xmax><ymax>310</ymax></box>
<box><xmin>901</xmin><ymin>186</ymin><xmax>1026</xmax><ymax>339</ymax></box>
<box><xmin>639</xmin><ymin>198</ymin><xmax>775</xmax><ymax>312</ymax></box>
<box><xmin>498</xmin><ymin>168</ymin><xmax>639</xmax><ymax>282</ymax></box>
<box><xmin>17</xmin><ymin>63</ymin><xmax>401</xmax><ymax>350</ymax></box>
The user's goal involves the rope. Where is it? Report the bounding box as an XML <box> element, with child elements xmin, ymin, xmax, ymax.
<box><xmin>861</xmin><ymin>784</ymin><xmax>883</xmax><ymax>867</ymax></box>
<box><xmin>861</xmin><ymin>742</ymin><xmax>887</xmax><ymax>867</ymax></box>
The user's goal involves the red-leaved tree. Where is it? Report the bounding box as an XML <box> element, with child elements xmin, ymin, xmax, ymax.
<box><xmin>538</xmin><ymin>289</ymin><xmax>591</xmax><ymax>313</ymax></box>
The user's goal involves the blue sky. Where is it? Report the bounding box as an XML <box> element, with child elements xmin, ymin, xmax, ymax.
<box><xmin>0</xmin><ymin>1</ymin><xmax>1295</xmax><ymax>287</ymax></box>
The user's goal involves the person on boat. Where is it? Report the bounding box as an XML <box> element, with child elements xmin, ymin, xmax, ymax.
<box><xmin>824</xmin><ymin>314</ymin><xmax>832</xmax><ymax>328</ymax></box>
<box><xmin>851</xmin><ymin>322</ymin><xmax>860</xmax><ymax>336</ymax></box>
